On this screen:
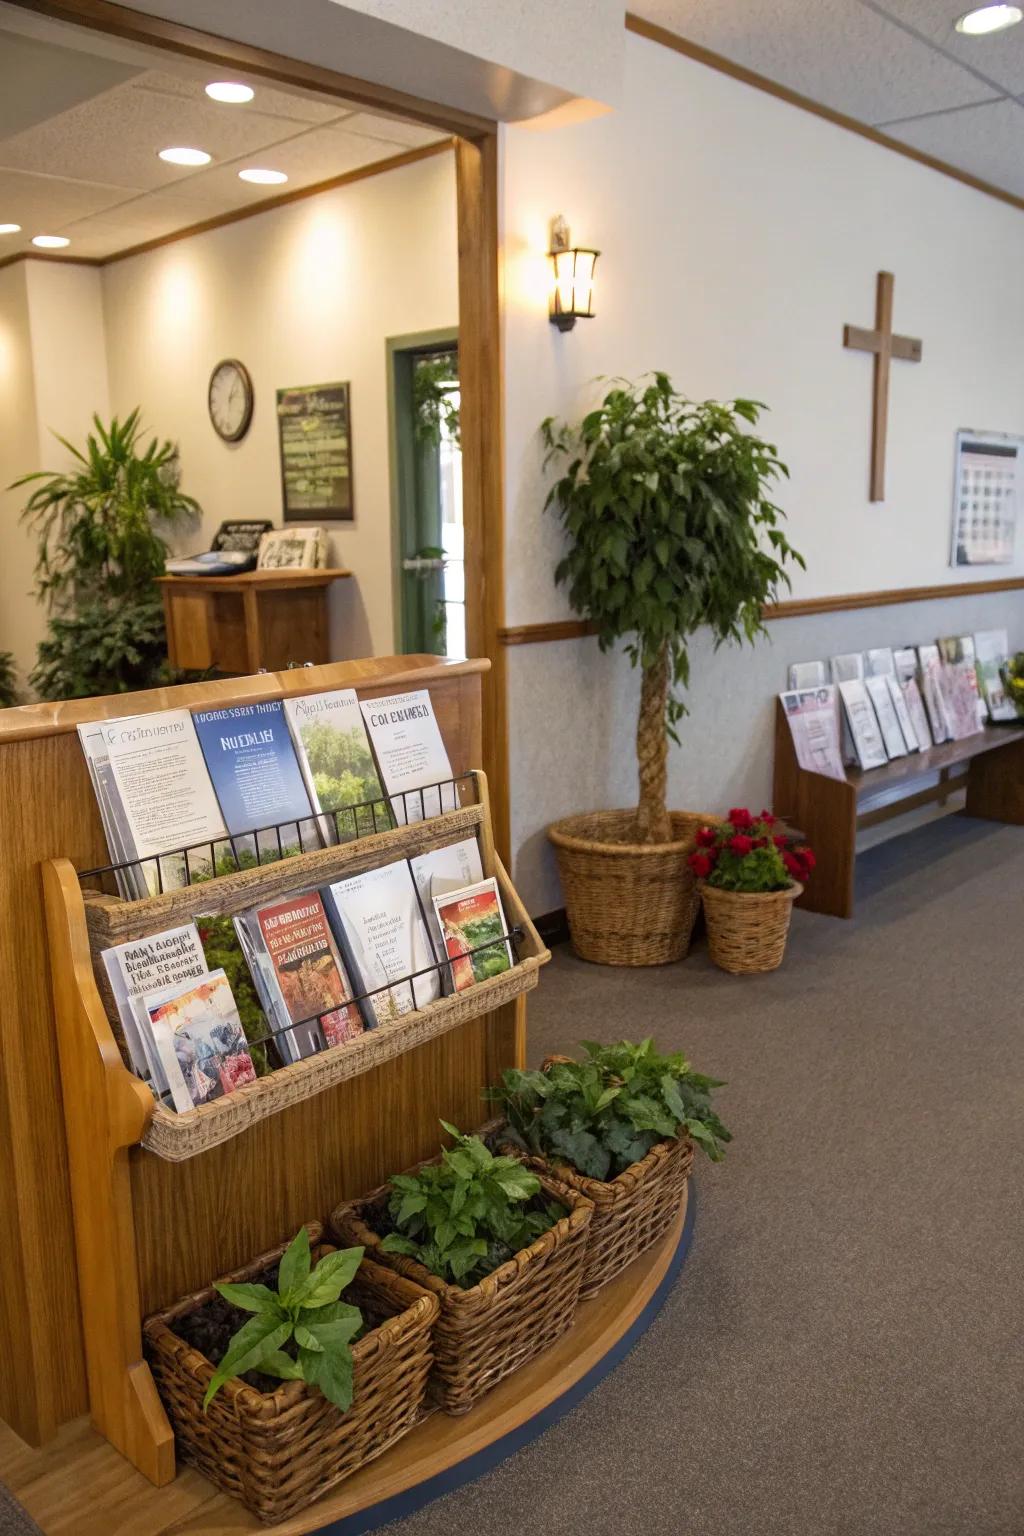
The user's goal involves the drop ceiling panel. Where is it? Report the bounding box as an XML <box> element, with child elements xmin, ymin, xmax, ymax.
<box><xmin>133</xmin><ymin>71</ymin><xmax>355</xmax><ymax>127</ymax></box>
<box><xmin>884</xmin><ymin>97</ymin><xmax>1024</xmax><ymax>197</ymax></box>
<box><xmin>0</xmin><ymin>30</ymin><xmax>142</xmax><ymax>139</ymax></box>
<box><xmin>0</xmin><ymin>77</ymin><xmax>336</xmax><ymax>191</ymax></box>
<box><xmin>0</xmin><ymin>167</ymin><xmax>140</xmax><ymax>229</ymax></box>
<box><xmin>869</xmin><ymin>0</ymin><xmax>1024</xmax><ymax>98</ymax></box>
<box><xmin>341</xmin><ymin>110</ymin><xmax>447</xmax><ymax>148</ymax></box>
<box><xmin>632</xmin><ymin>0</ymin><xmax>996</xmax><ymax>122</ymax></box>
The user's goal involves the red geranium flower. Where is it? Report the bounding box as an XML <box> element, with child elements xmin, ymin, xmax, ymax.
<box><xmin>772</xmin><ymin>833</ymin><xmax>788</xmax><ymax>848</ymax></box>
<box><xmin>729</xmin><ymin>834</ymin><xmax>754</xmax><ymax>855</ymax></box>
<box><xmin>695</xmin><ymin>826</ymin><xmax>717</xmax><ymax>848</ymax></box>
<box><xmin>795</xmin><ymin>845</ymin><xmax>816</xmax><ymax>871</ymax></box>
<box><xmin>759</xmin><ymin>810</ymin><xmax>777</xmax><ymax>826</ymax></box>
<box><xmin>728</xmin><ymin>807</ymin><xmax>753</xmax><ymax>829</ymax></box>
<box><xmin>782</xmin><ymin>851</ymin><xmax>804</xmax><ymax>879</ymax></box>
<box><xmin>689</xmin><ymin>851</ymin><xmax>714</xmax><ymax>879</ymax></box>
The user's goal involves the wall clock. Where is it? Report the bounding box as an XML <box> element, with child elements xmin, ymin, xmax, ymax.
<box><xmin>208</xmin><ymin>358</ymin><xmax>254</xmax><ymax>442</ymax></box>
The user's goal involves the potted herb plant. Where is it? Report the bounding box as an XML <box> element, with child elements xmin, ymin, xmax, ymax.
<box><xmin>543</xmin><ymin>375</ymin><xmax>803</xmax><ymax>965</ymax></box>
<box><xmin>11</xmin><ymin>409</ymin><xmax>199</xmax><ymax>699</ymax></box>
<box><xmin>492</xmin><ymin>1038</ymin><xmax>729</xmax><ymax>1297</ymax></box>
<box><xmin>143</xmin><ymin>1224</ymin><xmax>437</xmax><ymax>1524</ymax></box>
<box><xmin>689</xmin><ymin>809</ymin><xmax>815</xmax><ymax>974</ymax></box>
<box><xmin>330</xmin><ymin>1122</ymin><xmax>592</xmax><ymax>1415</ymax></box>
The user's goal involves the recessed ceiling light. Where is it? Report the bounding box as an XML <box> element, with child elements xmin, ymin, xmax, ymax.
<box><xmin>955</xmin><ymin>4</ymin><xmax>1023</xmax><ymax>34</ymax></box>
<box><xmin>159</xmin><ymin>146</ymin><xmax>212</xmax><ymax>166</ymax></box>
<box><xmin>238</xmin><ymin>167</ymin><xmax>289</xmax><ymax>185</ymax></box>
<box><xmin>205</xmin><ymin>81</ymin><xmax>254</xmax><ymax>104</ymax></box>
<box><xmin>0</xmin><ymin>223</ymin><xmax>21</xmax><ymax>235</ymax></box>
<box><xmin>32</xmin><ymin>234</ymin><xmax>69</xmax><ymax>249</ymax></box>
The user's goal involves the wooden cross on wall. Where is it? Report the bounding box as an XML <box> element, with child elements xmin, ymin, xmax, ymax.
<box><xmin>843</xmin><ymin>270</ymin><xmax>922</xmax><ymax>503</ymax></box>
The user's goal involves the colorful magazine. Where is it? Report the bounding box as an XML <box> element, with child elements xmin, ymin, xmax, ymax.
<box><xmin>236</xmin><ymin>891</ymin><xmax>363</xmax><ymax>1061</ymax></box>
<box><xmin>101</xmin><ymin>923</ymin><xmax>209</xmax><ymax>1089</ymax></box>
<box><xmin>432</xmin><ymin>877</ymin><xmax>513</xmax><ymax>993</ymax></box>
<box><xmin>145</xmin><ymin>969</ymin><xmax>256</xmax><ymax>1113</ymax></box>
<box><xmin>283</xmin><ymin>688</ymin><xmax>389</xmax><ymax>841</ymax></box>
<box><xmin>193</xmin><ymin>701</ymin><xmax>319</xmax><ymax>866</ymax></box>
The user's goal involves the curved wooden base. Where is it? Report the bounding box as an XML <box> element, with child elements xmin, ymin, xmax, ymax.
<box><xmin>297</xmin><ymin>1186</ymin><xmax>696</xmax><ymax>1536</ymax></box>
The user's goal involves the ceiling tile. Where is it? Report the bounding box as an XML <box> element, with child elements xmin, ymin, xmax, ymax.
<box><xmin>132</xmin><ymin>69</ymin><xmax>355</xmax><ymax>127</ymax></box>
<box><xmin>341</xmin><ymin>111</ymin><xmax>447</xmax><ymax>148</ymax></box>
<box><xmin>0</xmin><ymin>27</ymin><xmax>142</xmax><ymax>139</ymax></box>
<box><xmin>885</xmin><ymin>96</ymin><xmax>1024</xmax><ymax>196</ymax></box>
<box><xmin>867</xmin><ymin>0</ymin><xmax>1024</xmax><ymax>99</ymax></box>
<box><xmin>0</xmin><ymin>76</ymin><xmax>319</xmax><ymax>191</ymax></box>
<box><xmin>0</xmin><ymin>167</ymin><xmax>140</xmax><ymax>238</ymax></box>
<box><xmin>631</xmin><ymin>0</ymin><xmax>996</xmax><ymax>122</ymax></box>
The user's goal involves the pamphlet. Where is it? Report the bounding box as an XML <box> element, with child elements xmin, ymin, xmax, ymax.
<box><xmin>237</xmin><ymin>890</ymin><xmax>363</xmax><ymax>1062</ymax></box>
<box><xmin>409</xmin><ymin>837</ymin><xmax>486</xmax><ymax>956</ymax></box>
<box><xmin>432</xmin><ymin>877</ymin><xmax>513</xmax><ymax>993</ymax></box>
<box><xmin>283</xmin><ymin>688</ymin><xmax>389</xmax><ymax>841</ymax></box>
<box><xmin>145</xmin><ymin>969</ymin><xmax>256</xmax><ymax>1113</ymax></box>
<box><xmin>359</xmin><ymin>690</ymin><xmax>455</xmax><ymax>824</ymax></box>
<box><xmin>864</xmin><ymin>675</ymin><xmax>908</xmax><ymax>759</ymax></box>
<box><xmin>193</xmin><ymin>701</ymin><xmax>318</xmax><ymax>864</ymax></box>
<box><xmin>324</xmin><ymin>859</ymin><xmax>440</xmax><ymax>1025</ymax></box>
<box><xmin>101</xmin><ymin>922</ymin><xmax>209</xmax><ymax>1090</ymax></box>
<box><xmin>779</xmin><ymin>687</ymin><xmax>845</xmax><ymax>781</ymax></box>
<box><xmin>974</xmin><ymin>629</ymin><xmax>1016</xmax><ymax>721</ymax></box>
<box><xmin>838</xmin><ymin>679</ymin><xmax>888</xmax><ymax>770</ymax></box>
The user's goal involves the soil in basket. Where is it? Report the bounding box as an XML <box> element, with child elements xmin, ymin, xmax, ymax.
<box><xmin>170</xmin><ymin>1263</ymin><xmax>363</xmax><ymax>1395</ymax></box>
<box><xmin>368</xmin><ymin>1196</ymin><xmax>567</xmax><ymax>1290</ymax></box>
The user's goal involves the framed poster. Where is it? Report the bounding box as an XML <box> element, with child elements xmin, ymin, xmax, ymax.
<box><xmin>950</xmin><ymin>429</ymin><xmax>1021</xmax><ymax>567</ymax></box>
<box><xmin>276</xmin><ymin>380</ymin><xmax>353</xmax><ymax>522</ymax></box>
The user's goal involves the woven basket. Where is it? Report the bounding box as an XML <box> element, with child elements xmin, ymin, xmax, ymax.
<box><xmin>548</xmin><ymin>809</ymin><xmax>719</xmax><ymax>966</ymax></box>
<box><xmin>699</xmin><ymin>880</ymin><xmax>802</xmax><ymax>974</ymax></box>
<box><xmin>510</xmin><ymin>1135</ymin><xmax>693</xmax><ymax>1298</ymax></box>
<box><xmin>143</xmin><ymin>1224</ymin><xmax>438</xmax><ymax>1524</ymax></box>
<box><xmin>330</xmin><ymin>1165</ymin><xmax>593</xmax><ymax>1416</ymax></box>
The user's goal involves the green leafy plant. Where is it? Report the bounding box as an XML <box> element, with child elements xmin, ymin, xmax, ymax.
<box><xmin>688</xmin><ymin>808</ymin><xmax>816</xmax><ymax>891</ymax></box>
<box><xmin>0</xmin><ymin>652</ymin><xmax>20</xmax><ymax>709</ymax></box>
<box><xmin>11</xmin><ymin>409</ymin><xmax>200</xmax><ymax>699</ymax></box>
<box><xmin>379</xmin><ymin>1122</ymin><xmax>561</xmax><ymax>1287</ymax></box>
<box><xmin>543</xmin><ymin>375</ymin><xmax>804</xmax><ymax>844</ymax></box>
<box><xmin>493</xmin><ymin>1039</ymin><xmax>731</xmax><ymax>1181</ymax></box>
<box><xmin>413</xmin><ymin>355</ymin><xmax>460</xmax><ymax>446</ymax></box>
<box><xmin>203</xmin><ymin>1227</ymin><xmax>364</xmax><ymax>1411</ymax></box>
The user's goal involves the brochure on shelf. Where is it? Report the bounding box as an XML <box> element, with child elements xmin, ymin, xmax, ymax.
<box><xmin>779</xmin><ymin>687</ymin><xmax>845</xmax><ymax>781</ymax></box>
<box><xmin>838</xmin><ymin>679</ymin><xmax>888</xmax><ymax>770</ymax></box>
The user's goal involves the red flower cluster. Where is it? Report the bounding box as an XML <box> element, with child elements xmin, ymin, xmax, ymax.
<box><xmin>686</xmin><ymin>807</ymin><xmax>816</xmax><ymax>888</ymax></box>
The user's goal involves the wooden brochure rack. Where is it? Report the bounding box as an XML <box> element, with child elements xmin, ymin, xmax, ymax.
<box><xmin>38</xmin><ymin>659</ymin><xmax>547</xmax><ymax>1489</ymax></box>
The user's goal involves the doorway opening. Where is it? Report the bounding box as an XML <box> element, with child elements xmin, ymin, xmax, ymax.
<box><xmin>389</xmin><ymin>333</ymin><xmax>464</xmax><ymax>658</ymax></box>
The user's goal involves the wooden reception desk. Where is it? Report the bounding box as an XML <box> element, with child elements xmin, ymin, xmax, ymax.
<box><xmin>157</xmin><ymin>569</ymin><xmax>351</xmax><ymax>674</ymax></box>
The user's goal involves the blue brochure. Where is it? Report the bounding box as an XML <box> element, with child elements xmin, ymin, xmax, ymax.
<box><xmin>193</xmin><ymin>701</ymin><xmax>317</xmax><ymax>863</ymax></box>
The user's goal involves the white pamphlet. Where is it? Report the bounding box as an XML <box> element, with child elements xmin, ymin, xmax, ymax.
<box><xmin>974</xmin><ymin>630</ymin><xmax>1016</xmax><ymax>721</ymax></box>
<box><xmin>359</xmin><ymin>690</ymin><xmax>456</xmax><ymax>824</ymax></box>
<box><xmin>865</xmin><ymin>675</ymin><xmax>907</xmax><ymax>758</ymax></box>
<box><xmin>779</xmin><ymin>687</ymin><xmax>845</xmax><ymax>781</ymax></box>
<box><xmin>787</xmin><ymin>660</ymin><xmax>828</xmax><ymax>690</ymax></box>
<box><xmin>838</xmin><ymin>680</ymin><xmax>888</xmax><ymax>770</ymax></box>
<box><xmin>884</xmin><ymin>675</ymin><xmax>920</xmax><ymax>753</ymax></box>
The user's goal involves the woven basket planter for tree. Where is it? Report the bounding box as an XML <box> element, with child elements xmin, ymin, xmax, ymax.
<box><xmin>699</xmin><ymin>880</ymin><xmax>802</xmax><ymax>974</ymax></box>
<box><xmin>509</xmin><ymin>1133</ymin><xmax>694</xmax><ymax>1299</ymax></box>
<box><xmin>548</xmin><ymin>809</ymin><xmax>720</xmax><ymax>966</ymax></box>
<box><xmin>143</xmin><ymin>1224</ymin><xmax>438</xmax><ymax>1524</ymax></box>
<box><xmin>330</xmin><ymin>1167</ymin><xmax>593</xmax><ymax>1416</ymax></box>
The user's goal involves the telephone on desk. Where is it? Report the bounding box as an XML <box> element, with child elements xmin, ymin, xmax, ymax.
<box><xmin>165</xmin><ymin>519</ymin><xmax>273</xmax><ymax>576</ymax></box>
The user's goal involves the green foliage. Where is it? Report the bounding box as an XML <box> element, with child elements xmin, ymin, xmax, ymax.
<box><xmin>711</xmin><ymin>843</ymin><xmax>788</xmax><ymax>892</ymax></box>
<box><xmin>196</xmin><ymin>914</ymin><xmax>277</xmax><ymax>1076</ymax></box>
<box><xmin>379</xmin><ymin>1121</ymin><xmax>561</xmax><ymax>1288</ymax></box>
<box><xmin>203</xmin><ymin>1228</ymin><xmax>364</xmax><ymax>1412</ymax></box>
<box><xmin>11</xmin><ymin>409</ymin><xmax>200</xmax><ymax>699</ymax></box>
<box><xmin>0</xmin><ymin>652</ymin><xmax>20</xmax><ymax>709</ymax></box>
<box><xmin>689</xmin><ymin>810</ymin><xmax>814</xmax><ymax>891</ymax></box>
<box><xmin>412</xmin><ymin>355</ymin><xmax>460</xmax><ymax>446</ymax></box>
<box><xmin>542</xmin><ymin>374</ymin><xmax>804</xmax><ymax>734</ymax></box>
<box><xmin>493</xmin><ymin>1038</ymin><xmax>731</xmax><ymax>1181</ymax></box>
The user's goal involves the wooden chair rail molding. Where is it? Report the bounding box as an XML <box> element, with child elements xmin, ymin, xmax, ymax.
<box><xmin>497</xmin><ymin>576</ymin><xmax>1024</xmax><ymax>645</ymax></box>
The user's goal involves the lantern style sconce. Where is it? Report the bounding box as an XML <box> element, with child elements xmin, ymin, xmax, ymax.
<box><xmin>549</xmin><ymin>215</ymin><xmax>599</xmax><ymax>332</ymax></box>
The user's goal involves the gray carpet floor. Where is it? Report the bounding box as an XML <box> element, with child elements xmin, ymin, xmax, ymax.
<box><xmin>384</xmin><ymin>815</ymin><xmax>1024</xmax><ymax>1536</ymax></box>
<box><xmin>0</xmin><ymin>1483</ymin><xmax>41</xmax><ymax>1536</ymax></box>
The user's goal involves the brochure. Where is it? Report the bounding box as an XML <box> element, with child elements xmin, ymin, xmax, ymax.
<box><xmin>101</xmin><ymin>922</ymin><xmax>209</xmax><ymax>1090</ymax></box>
<box><xmin>359</xmin><ymin>690</ymin><xmax>455</xmax><ymax>824</ymax></box>
<box><xmin>974</xmin><ymin>629</ymin><xmax>1016</xmax><ymax>721</ymax></box>
<box><xmin>409</xmin><ymin>837</ymin><xmax>486</xmax><ymax>957</ymax></box>
<box><xmin>838</xmin><ymin>679</ymin><xmax>888</xmax><ymax>770</ymax></box>
<box><xmin>324</xmin><ymin>859</ymin><xmax>440</xmax><ymax>1025</ymax></box>
<box><xmin>864</xmin><ymin>675</ymin><xmax>908</xmax><ymax>759</ymax></box>
<box><xmin>779</xmin><ymin>687</ymin><xmax>845</xmax><ymax>781</ymax></box>
<box><xmin>193</xmin><ymin>701</ymin><xmax>318</xmax><ymax>864</ymax></box>
<box><xmin>432</xmin><ymin>877</ymin><xmax>513</xmax><ymax>993</ymax></box>
<box><xmin>145</xmin><ymin>969</ymin><xmax>256</xmax><ymax>1113</ymax></box>
<box><xmin>283</xmin><ymin>688</ymin><xmax>389</xmax><ymax>841</ymax></box>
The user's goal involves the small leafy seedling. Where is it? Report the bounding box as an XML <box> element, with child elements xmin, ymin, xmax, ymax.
<box><xmin>380</xmin><ymin>1121</ymin><xmax>561</xmax><ymax>1288</ymax></box>
<box><xmin>493</xmin><ymin>1038</ymin><xmax>731</xmax><ymax>1181</ymax></box>
<box><xmin>203</xmin><ymin>1227</ymin><xmax>364</xmax><ymax>1412</ymax></box>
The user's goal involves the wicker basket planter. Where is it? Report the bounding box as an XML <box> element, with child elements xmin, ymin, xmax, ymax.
<box><xmin>509</xmin><ymin>1132</ymin><xmax>693</xmax><ymax>1300</ymax></box>
<box><xmin>699</xmin><ymin>880</ymin><xmax>802</xmax><ymax>974</ymax></box>
<box><xmin>330</xmin><ymin>1168</ymin><xmax>593</xmax><ymax>1416</ymax></box>
<box><xmin>143</xmin><ymin>1225</ymin><xmax>438</xmax><ymax>1524</ymax></box>
<box><xmin>548</xmin><ymin>809</ymin><xmax>717</xmax><ymax>966</ymax></box>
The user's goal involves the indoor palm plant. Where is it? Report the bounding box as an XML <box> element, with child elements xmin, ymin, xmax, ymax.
<box><xmin>11</xmin><ymin>409</ymin><xmax>199</xmax><ymax>699</ymax></box>
<box><xmin>689</xmin><ymin>809</ymin><xmax>815</xmax><ymax>973</ymax></box>
<box><xmin>542</xmin><ymin>374</ymin><xmax>804</xmax><ymax>964</ymax></box>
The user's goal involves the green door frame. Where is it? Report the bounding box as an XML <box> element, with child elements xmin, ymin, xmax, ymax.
<box><xmin>386</xmin><ymin>328</ymin><xmax>459</xmax><ymax>655</ymax></box>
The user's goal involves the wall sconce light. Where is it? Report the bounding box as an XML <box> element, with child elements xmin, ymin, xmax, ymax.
<box><xmin>549</xmin><ymin>215</ymin><xmax>598</xmax><ymax>332</ymax></box>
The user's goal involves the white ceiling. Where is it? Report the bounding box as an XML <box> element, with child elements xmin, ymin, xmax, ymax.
<box><xmin>0</xmin><ymin>2</ymin><xmax>445</xmax><ymax>261</ymax></box>
<box><xmin>632</xmin><ymin>0</ymin><xmax>1024</xmax><ymax>201</ymax></box>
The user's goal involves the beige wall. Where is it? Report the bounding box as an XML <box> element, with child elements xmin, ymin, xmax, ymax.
<box><xmin>501</xmin><ymin>33</ymin><xmax>1024</xmax><ymax>911</ymax></box>
<box><xmin>102</xmin><ymin>147</ymin><xmax>458</xmax><ymax>659</ymax></box>
<box><xmin>0</xmin><ymin>264</ymin><xmax>39</xmax><ymax>691</ymax></box>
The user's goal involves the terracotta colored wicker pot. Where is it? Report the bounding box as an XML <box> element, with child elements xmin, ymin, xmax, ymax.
<box><xmin>143</xmin><ymin>1224</ymin><xmax>438</xmax><ymax>1525</ymax></box>
<box><xmin>548</xmin><ymin>809</ymin><xmax>718</xmax><ymax>966</ymax></box>
<box><xmin>699</xmin><ymin>880</ymin><xmax>803</xmax><ymax>974</ymax></box>
<box><xmin>330</xmin><ymin>1167</ymin><xmax>593</xmax><ymax>1416</ymax></box>
<box><xmin>509</xmin><ymin>1133</ymin><xmax>693</xmax><ymax>1299</ymax></box>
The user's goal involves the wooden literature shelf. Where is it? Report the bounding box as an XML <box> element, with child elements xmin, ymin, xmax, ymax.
<box><xmin>42</xmin><ymin>760</ymin><xmax>547</xmax><ymax>1490</ymax></box>
<box><xmin>773</xmin><ymin>697</ymin><xmax>1024</xmax><ymax>918</ymax></box>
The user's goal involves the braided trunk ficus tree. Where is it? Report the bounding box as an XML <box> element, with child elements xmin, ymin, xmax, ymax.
<box><xmin>543</xmin><ymin>375</ymin><xmax>804</xmax><ymax>845</ymax></box>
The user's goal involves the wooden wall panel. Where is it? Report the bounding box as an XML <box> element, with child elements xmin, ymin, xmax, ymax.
<box><xmin>0</xmin><ymin>655</ymin><xmax>487</xmax><ymax>1446</ymax></box>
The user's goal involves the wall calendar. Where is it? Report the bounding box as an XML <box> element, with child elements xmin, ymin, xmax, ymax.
<box><xmin>950</xmin><ymin>429</ymin><xmax>1021</xmax><ymax>567</ymax></box>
